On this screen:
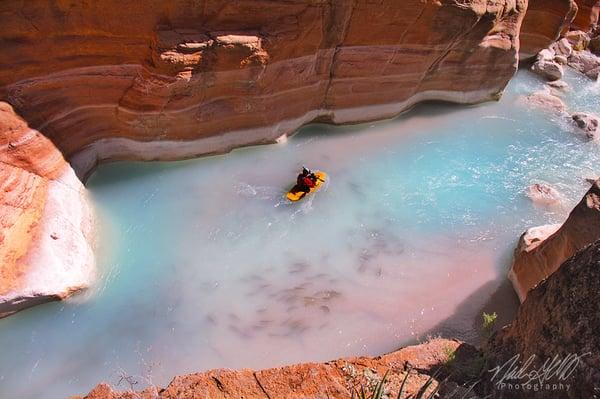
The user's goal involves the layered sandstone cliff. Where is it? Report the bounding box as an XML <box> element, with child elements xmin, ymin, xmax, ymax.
<box><xmin>519</xmin><ymin>0</ymin><xmax>578</xmax><ymax>58</ymax></box>
<box><xmin>0</xmin><ymin>102</ymin><xmax>94</xmax><ymax>317</ymax></box>
<box><xmin>0</xmin><ymin>0</ymin><xmax>526</xmax><ymax>180</ymax></box>
<box><xmin>572</xmin><ymin>0</ymin><xmax>600</xmax><ymax>30</ymax></box>
<box><xmin>508</xmin><ymin>179</ymin><xmax>600</xmax><ymax>302</ymax></box>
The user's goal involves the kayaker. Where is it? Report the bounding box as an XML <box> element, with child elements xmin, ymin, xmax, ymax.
<box><xmin>296</xmin><ymin>167</ymin><xmax>316</xmax><ymax>192</ymax></box>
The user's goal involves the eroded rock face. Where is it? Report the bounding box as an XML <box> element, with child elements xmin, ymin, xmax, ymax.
<box><xmin>77</xmin><ymin>338</ymin><xmax>481</xmax><ymax>399</ymax></box>
<box><xmin>509</xmin><ymin>179</ymin><xmax>600</xmax><ymax>301</ymax></box>
<box><xmin>0</xmin><ymin>0</ymin><xmax>526</xmax><ymax>179</ymax></box>
<box><xmin>487</xmin><ymin>240</ymin><xmax>600</xmax><ymax>398</ymax></box>
<box><xmin>520</xmin><ymin>0</ymin><xmax>577</xmax><ymax>58</ymax></box>
<box><xmin>0</xmin><ymin>102</ymin><xmax>95</xmax><ymax>318</ymax></box>
<box><xmin>572</xmin><ymin>0</ymin><xmax>600</xmax><ymax>30</ymax></box>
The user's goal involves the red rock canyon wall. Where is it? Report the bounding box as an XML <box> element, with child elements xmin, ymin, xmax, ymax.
<box><xmin>0</xmin><ymin>0</ymin><xmax>526</xmax><ymax>179</ymax></box>
<box><xmin>520</xmin><ymin>0</ymin><xmax>577</xmax><ymax>57</ymax></box>
<box><xmin>0</xmin><ymin>102</ymin><xmax>94</xmax><ymax>317</ymax></box>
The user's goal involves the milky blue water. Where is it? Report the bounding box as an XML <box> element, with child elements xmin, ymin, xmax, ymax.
<box><xmin>1</xmin><ymin>70</ymin><xmax>599</xmax><ymax>399</ymax></box>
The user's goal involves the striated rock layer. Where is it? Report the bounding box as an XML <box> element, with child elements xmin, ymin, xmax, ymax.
<box><xmin>509</xmin><ymin>179</ymin><xmax>600</xmax><ymax>301</ymax></box>
<box><xmin>0</xmin><ymin>102</ymin><xmax>94</xmax><ymax>318</ymax></box>
<box><xmin>572</xmin><ymin>0</ymin><xmax>600</xmax><ymax>30</ymax></box>
<box><xmin>0</xmin><ymin>0</ymin><xmax>526</xmax><ymax>180</ymax></box>
<box><xmin>519</xmin><ymin>0</ymin><xmax>577</xmax><ymax>58</ymax></box>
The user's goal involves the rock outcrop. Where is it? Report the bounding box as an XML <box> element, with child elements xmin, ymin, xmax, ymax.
<box><xmin>487</xmin><ymin>240</ymin><xmax>600</xmax><ymax>398</ymax></box>
<box><xmin>509</xmin><ymin>179</ymin><xmax>600</xmax><ymax>301</ymax></box>
<box><xmin>0</xmin><ymin>102</ymin><xmax>94</xmax><ymax>318</ymax></box>
<box><xmin>519</xmin><ymin>0</ymin><xmax>577</xmax><ymax>58</ymax></box>
<box><xmin>572</xmin><ymin>0</ymin><xmax>600</xmax><ymax>30</ymax></box>
<box><xmin>78</xmin><ymin>338</ymin><xmax>484</xmax><ymax>399</ymax></box>
<box><xmin>0</xmin><ymin>0</ymin><xmax>526</xmax><ymax>180</ymax></box>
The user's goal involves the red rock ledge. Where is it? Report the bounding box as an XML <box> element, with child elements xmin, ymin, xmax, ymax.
<box><xmin>509</xmin><ymin>178</ymin><xmax>600</xmax><ymax>302</ymax></box>
<box><xmin>77</xmin><ymin>338</ymin><xmax>481</xmax><ymax>399</ymax></box>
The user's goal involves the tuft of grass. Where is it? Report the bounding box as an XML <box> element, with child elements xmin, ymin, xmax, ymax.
<box><xmin>442</xmin><ymin>346</ymin><xmax>456</xmax><ymax>365</ymax></box>
<box><xmin>350</xmin><ymin>367</ymin><xmax>440</xmax><ymax>399</ymax></box>
<box><xmin>481</xmin><ymin>312</ymin><xmax>498</xmax><ymax>331</ymax></box>
<box><xmin>482</xmin><ymin>312</ymin><xmax>498</xmax><ymax>336</ymax></box>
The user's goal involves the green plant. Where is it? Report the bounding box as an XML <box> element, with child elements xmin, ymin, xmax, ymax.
<box><xmin>442</xmin><ymin>346</ymin><xmax>456</xmax><ymax>365</ymax></box>
<box><xmin>482</xmin><ymin>311</ymin><xmax>497</xmax><ymax>332</ymax></box>
<box><xmin>350</xmin><ymin>367</ymin><xmax>440</xmax><ymax>399</ymax></box>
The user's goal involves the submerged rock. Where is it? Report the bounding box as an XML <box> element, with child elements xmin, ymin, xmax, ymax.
<box><xmin>572</xmin><ymin>112</ymin><xmax>600</xmax><ymax>139</ymax></box>
<box><xmin>525</xmin><ymin>183</ymin><xmax>563</xmax><ymax>207</ymax></box>
<box><xmin>522</xmin><ymin>90</ymin><xmax>567</xmax><ymax>114</ymax></box>
<box><xmin>546</xmin><ymin>79</ymin><xmax>569</xmax><ymax>90</ymax></box>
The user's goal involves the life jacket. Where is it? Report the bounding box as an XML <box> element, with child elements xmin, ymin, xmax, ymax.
<box><xmin>303</xmin><ymin>176</ymin><xmax>316</xmax><ymax>188</ymax></box>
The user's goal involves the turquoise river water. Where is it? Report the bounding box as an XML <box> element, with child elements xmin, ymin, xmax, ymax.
<box><xmin>1</xmin><ymin>70</ymin><xmax>599</xmax><ymax>398</ymax></box>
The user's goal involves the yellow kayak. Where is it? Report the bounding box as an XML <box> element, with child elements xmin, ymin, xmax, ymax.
<box><xmin>286</xmin><ymin>171</ymin><xmax>327</xmax><ymax>202</ymax></box>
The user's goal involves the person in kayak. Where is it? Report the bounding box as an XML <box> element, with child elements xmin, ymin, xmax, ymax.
<box><xmin>295</xmin><ymin>167</ymin><xmax>317</xmax><ymax>193</ymax></box>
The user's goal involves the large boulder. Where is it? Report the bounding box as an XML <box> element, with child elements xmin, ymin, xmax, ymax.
<box><xmin>519</xmin><ymin>0</ymin><xmax>578</xmax><ymax>58</ymax></box>
<box><xmin>550</xmin><ymin>37</ymin><xmax>574</xmax><ymax>57</ymax></box>
<box><xmin>0</xmin><ymin>102</ymin><xmax>95</xmax><ymax>318</ymax></box>
<box><xmin>532</xmin><ymin>58</ymin><xmax>564</xmax><ymax>80</ymax></box>
<box><xmin>564</xmin><ymin>29</ymin><xmax>591</xmax><ymax>50</ymax></box>
<box><xmin>568</xmin><ymin>49</ymin><xmax>600</xmax><ymax>78</ymax></box>
<box><xmin>572</xmin><ymin>0</ymin><xmax>600</xmax><ymax>31</ymax></box>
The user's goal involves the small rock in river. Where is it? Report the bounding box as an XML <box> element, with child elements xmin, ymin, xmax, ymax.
<box><xmin>526</xmin><ymin>183</ymin><xmax>562</xmax><ymax>207</ymax></box>
<box><xmin>572</xmin><ymin>112</ymin><xmax>599</xmax><ymax>140</ymax></box>
<box><xmin>531</xmin><ymin>59</ymin><xmax>563</xmax><ymax>81</ymax></box>
<box><xmin>522</xmin><ymin>90</ymin><xmax>567</xmax><ymax>114</ymax></box>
